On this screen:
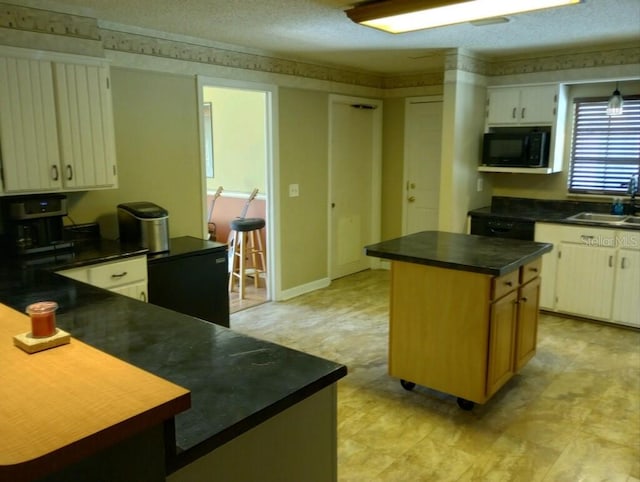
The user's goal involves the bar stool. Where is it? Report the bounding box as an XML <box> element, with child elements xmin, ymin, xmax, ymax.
<box><xmin>228</xmin><ymin>217</ymin><xmax>266</xmax><ymax>299</ymax></box>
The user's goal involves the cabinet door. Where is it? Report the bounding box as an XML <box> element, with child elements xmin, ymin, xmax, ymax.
<box><xmin>0</xmin><ymin>56</ymin><xmax>62</xmax><ymax>193</ymax></box>
<box><xmin>519</xmin><ymin>85</ymin><xmax>557</xmax><ymax>125</ymax></box>
<box><xmin>487</xmin><ymin>290</ymin><xmax>518</xmax><ymax>397</ymax></box>
<box><xmin>612</xmin><ymin>249</ymin><xmax>640</xmax><ymax>327</ymax></box>
<box><xmin>515</xmin><ymin>277</ymin><xmax>540</xmax><ymax>372</ymax></box>
<box><xmin>54</xmin><ymin>62</ymin><xmax>117</xmax><ymax>189</ymax></box>
<box><xmin>556</xmin><ymin>243</ymin><xmax>616</xmax><ymax>320</ymax></box>
<box><xmin>486</xmin><ymin>87</ymin><xmax>521</xmax><ymax>125</ymax></box>
<box><xmin>534</xmin><ymin>222</ymin><xmax>561</xmax><ymax>310</ymax></box>
<box><xmin>110</xmin><ymin>282</ymin><xmax>148</xmax><ymax>302</ymax></box>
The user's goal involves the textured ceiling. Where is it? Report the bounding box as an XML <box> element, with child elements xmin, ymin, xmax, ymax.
<box><xmin>18</xmin><ymin>0</ymin><xmax>640</xmax><ymax>74</ymax></box>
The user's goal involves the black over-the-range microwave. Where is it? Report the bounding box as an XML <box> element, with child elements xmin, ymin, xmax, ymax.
<box><xmin>482</xmin><ymin>131</ymin><xmax>550</xmax><ymax>168</ymax></box>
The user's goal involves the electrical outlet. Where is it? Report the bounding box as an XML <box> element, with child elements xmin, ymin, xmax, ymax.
<box><xmin>476</xmin><ymin>177</ymin><xmax>484</xmax><ymax>192</ymax></box>
<box><xmin>289</xmin><ymin>183</ymin><xmax>299</xmax><ymax>197</ymax></box>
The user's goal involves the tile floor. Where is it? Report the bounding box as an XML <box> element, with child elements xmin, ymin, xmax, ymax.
<box><xmin>230</xmin><ymin>269</ymin><xmax>640</xmax><ymax>481</ymax></box>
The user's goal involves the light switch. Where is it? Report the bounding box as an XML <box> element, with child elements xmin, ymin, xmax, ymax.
<box><xmin>289</xmin><ymin>183</ymin><xmax>300</xmax><ymax>197</ymax></box>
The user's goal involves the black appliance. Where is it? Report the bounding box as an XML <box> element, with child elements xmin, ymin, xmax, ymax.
<box><xmin>482</xmin><ymin>131</ymin><xmax>549</xmax><ymax>168</ymax></box>
<box><xmin>147</xmin><ymin>236</ymin><xmax>229</xmax><ymax>328</ymax></box>
<box><xmin>2</xmin><ymin>194</ymin><xmax>73</xmax><ymax>255</ymax></box>
<box><xmin>470</xmin><ymin>216</ymin><xmax>535</xmax><ymax>241</ymax></box>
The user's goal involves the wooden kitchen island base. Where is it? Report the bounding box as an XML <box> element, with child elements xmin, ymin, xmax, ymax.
<box><xmin>365</xmin><ymin>231</ymin><xmax>551</xmax><ymax>409</ymax></box>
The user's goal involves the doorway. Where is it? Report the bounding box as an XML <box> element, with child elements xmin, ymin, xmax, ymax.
<box><xmin>329</xmin><ymin>95</ymin><xmax>382</xmax><ymax>280</ymax></box>
<box><xmin>197</xmin><ymin>77</ymin><xmax>278</xmax><ymax>312</ymax></box>
<box><xmin>403</xmin><ymin>96</ymin><xmax>443</xmax><ymax>235</ymax></box>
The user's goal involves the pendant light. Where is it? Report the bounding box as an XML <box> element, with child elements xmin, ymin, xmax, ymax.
<box><xmin>607</xmin><ymin>82</ymin><xmax>624</xmax><ymax>116</ymax></box>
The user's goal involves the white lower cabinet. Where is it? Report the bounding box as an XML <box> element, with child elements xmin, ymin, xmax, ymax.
<box><xmin>611</xmin><ymin>233</ymin><xmax>640</xmax><ymax>327</ymax></box>
<box><xmin>555</xmin><ymin>242</ymin><xmax>616</xmax><ymax>320</ymax></box>
<box><xmin>535</xmin><ymin>223</ymin><xmax>639</xmax><ymax>328</ymax></box>
<box><xmin>57</xmin><ymin>255</ymin><xmax>148</xmax><ymax>302</ymax></box>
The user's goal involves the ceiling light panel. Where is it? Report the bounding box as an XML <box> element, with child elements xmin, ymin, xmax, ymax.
<box><xmin>347</xmin><ymin>0</ymin><xmax>583</xmax><ymax>33</ymax></box>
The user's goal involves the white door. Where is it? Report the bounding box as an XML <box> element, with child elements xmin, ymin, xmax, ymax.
<box><xmin>329</xmin><ymin>97</ymin><xmax>381</xmax><ymax>280</ymax></box>
<box><xmin>404</xmin><ymin>97</ymin><xmax>442</xmax><ymax>234</ymax></box>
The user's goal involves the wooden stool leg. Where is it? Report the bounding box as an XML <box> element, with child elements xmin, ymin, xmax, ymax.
<box><xmin>238</xmin><ymin>231</ymin><xmax>246</xmax><ymax>299</ymax></box>
<box><xmin>255</xmin><ymin>228</ymin><xmax>266</xmax><ymax>279</ymax></box>
<box><xmin>228</xmin><ymin>230</ymin><xmax>239</xmax><ymax>293</ymax></box>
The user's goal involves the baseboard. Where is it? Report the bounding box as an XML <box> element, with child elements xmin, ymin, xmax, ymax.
<box><xmin>278</xmin><ymin>277</ymin><xmax>331</xmax><ymax>301</ymax></box>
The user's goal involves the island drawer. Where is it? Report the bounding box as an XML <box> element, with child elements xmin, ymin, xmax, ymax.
<box><xmin>520</xmin><ymin>258</ymin><xmax>542</xmax><ymax>284</ymax></box>
<box><xmin>491</xmin><ymin>270</ymin><xmax>519</xmax><ymax>300</ymax></box>
<box><xmin>89</xmin><ymin>256</ymin><xmax>147</xmax><ymax>289</ymax></box>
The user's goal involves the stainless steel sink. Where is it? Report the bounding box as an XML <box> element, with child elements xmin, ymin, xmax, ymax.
<box><xmin>566</xmin><ymin>212</ymin><xmax>628</xmax><ymax>223</ymax></box>
<box><xmin>623</xmin><ymin>216</ymin><xmax>640</xmax><ymax>225</ymax></box>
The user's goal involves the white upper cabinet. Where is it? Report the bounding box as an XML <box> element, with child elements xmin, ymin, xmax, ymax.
<box><xmin>0</xmin><ymin>56</ymin><xmax>62</xmax><ymax>193</ymax></box>
<box><xmin>486</xmin><ymin>84</ymin><xmax>559</xmax><ymax>126</ymax></box>
<box><xmin>0</xmin><ymin>47</ymin><xmax>118</xmax><ymax>195</ymax></box>
<box><xmin>53</xmin><ymin>62</ymin><xmax>117</xmax><ymax>190</ymax></box>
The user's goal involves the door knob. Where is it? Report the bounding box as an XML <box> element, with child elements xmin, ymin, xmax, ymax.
<box><xmin>408</xmin><ymin>196</ymin><xmax>415</xmax><ymax>202</ymax></box>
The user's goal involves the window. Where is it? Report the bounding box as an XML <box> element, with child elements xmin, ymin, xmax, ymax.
<box><xmin>568</xmin><ymin>96</ymin><xmax>640</xmax><ymax>195</ymax></box>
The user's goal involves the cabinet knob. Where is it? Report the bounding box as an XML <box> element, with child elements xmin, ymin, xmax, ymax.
<box><xmin>408</xmin><ymin>196</ymin><xmax>416</xmax><ymax>203</ymax></box>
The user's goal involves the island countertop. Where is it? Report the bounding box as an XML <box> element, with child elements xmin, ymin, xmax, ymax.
<box><xmin>0</xmin><ymin>258</ymin><xmax>347</xmax><ymax>475</ymax></box>
<box><xmin>365</xmin><ymin>231</ymin><xmax>552</xmax><ymax>276</ymax></box>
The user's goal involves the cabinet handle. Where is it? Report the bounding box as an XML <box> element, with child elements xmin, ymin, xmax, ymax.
<box><xmin>521</xmin><ymin>107</ymin><xmax>526</xmax><ymax>119</ymax></box>
<box><xmin>66</xmin><ymin>164</ymin><xmax>73</xmax><ymax>181</ymax></box>
<box><xmin>512</xmin><ymin>107</ymin><xmax>517</xmax><ymax>119</ymax></box>
<box><xmin>621</xmin><ymin>257</ymin><xmax>628</xmax><ymax>269</ymax></box>
<box><xmin>608</xmin><ymin>255</ymin><xmax>613</xmax><ymax>268</ymax></box>
<box><xmin>520</xmin><ymin>297</ymin><xmax>528</xmax><ymax>303</ymax></box>
<box><xmin>505</xmin><ymin>281</ymin><xmax>513</xmax><ymax>287</ymax></box>
<box><xmin>140</xmin><ymin>291</ymin><xmax>147</xmax><ymax>302</ymax></box>
<box><xmin>529</xmin><ymin>267</ymin><xmax>538</xmax><ymax>272</ymax></box>
<box><xmin>51</xmin><ymin>165</ymin><xmax>59</xmax><ymax>181</ymax></box>
<box><xmin>111</xmin><ymin>271</ymin><xmax>128</xmax><ymax>278</ymax></box>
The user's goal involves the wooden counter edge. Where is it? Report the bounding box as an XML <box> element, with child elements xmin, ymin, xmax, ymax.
<box><xmin>0</xmin><ymin>303</ymin><xmax>191</xmax><ymax>482</ymax></box>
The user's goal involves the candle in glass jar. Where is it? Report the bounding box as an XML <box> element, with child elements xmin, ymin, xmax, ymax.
<box><xmin>26</xmin><ymin>301</ymin><xmax>59</xmax><ymax>338</ymax></box>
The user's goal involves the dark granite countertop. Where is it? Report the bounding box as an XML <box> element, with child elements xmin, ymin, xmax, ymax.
<box><xmin>468</xmin><ymin>196</ymin><xmax>640</xmax><ymax>230</ymax></box>
<box><xmin>147</xmin><ymin>236</ymin><xmax>226</xmax><ymax>264</ymax></box>
<box><xmin>365</xmin><ymin>231</ymin><xmax>552</xmax><ymax>276</ymax></box>
<box><xmin>0</xmin><ymin>246</ymin><xmax>346</xmax><ymax>472</ymax></box>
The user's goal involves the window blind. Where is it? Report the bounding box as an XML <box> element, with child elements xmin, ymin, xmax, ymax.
<box><xmin>568</xmin><ymin>96</ymin><xmax>640</xmax><ymax>195</ymax></box>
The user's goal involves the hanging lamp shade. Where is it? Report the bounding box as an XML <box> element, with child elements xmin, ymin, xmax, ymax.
<box><xmin>607</xmin><ymin>83</ymin><xmax>624</xmax><ymax>116</ymax></box>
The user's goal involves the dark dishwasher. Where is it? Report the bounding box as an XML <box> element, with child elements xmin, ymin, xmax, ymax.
<box><xmin>147</xmin><ymin>236</ymin><xmax>230</xmax><ymax>327</ymax></box>
<box><xmin>470</xmin><ymin>216</ymin><xmax>535</xmax><ymax>240</ymax></box>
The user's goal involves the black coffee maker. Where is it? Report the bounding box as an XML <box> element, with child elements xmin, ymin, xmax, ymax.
<box><xmin>2</xmin><ymin>194</ymin><xmax>73</xmax><ymax>255</ymax></box>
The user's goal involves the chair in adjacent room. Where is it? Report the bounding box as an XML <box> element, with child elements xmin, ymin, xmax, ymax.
<box><xmin>228</xmin><ymin>189</ymin><xmax>267</xmax><ymax>299</ymax></box>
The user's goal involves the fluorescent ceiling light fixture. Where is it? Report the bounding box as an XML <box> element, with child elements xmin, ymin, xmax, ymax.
<box><xmin>346</xmin><ymin>0</ymin><xmax>583</xmax><ymax>33</ymax></box>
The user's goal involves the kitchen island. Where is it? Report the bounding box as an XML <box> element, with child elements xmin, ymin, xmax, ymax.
<box><xmin>0</xmin><ymin>258</ymin><xmax>346</xmax><ymax>481</ymax></box>
<box><xmin>365</xmin><ymin>231</ymin><xmax>552</xmax><ymax>409</ymax></box>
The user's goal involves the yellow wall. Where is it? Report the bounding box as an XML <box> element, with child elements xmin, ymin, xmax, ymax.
<box><xmin>202</xmin><ymin>86</ymin><xmax>267</xmax><ymax>194</ymax></box>
<box><xmin>439</xmin><ymin>71</ymin><xmax>492</xmax><ymax>232</ymax></box>
<box><xmin>66</xmin><ymin>68</ymin><xmax>203</xmax><ymax>240</ymax></box>
<box><xmin>278</xmin><ymin>88</ymin><xmax>329</xmax><ymax>289</ymax></box>
<box><xmin>381</xmin><ymin>97</ymin><xmax>405</xmax><ymax>241</ymax></box>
